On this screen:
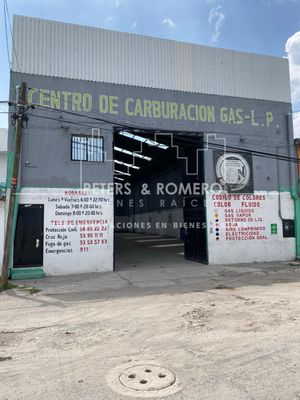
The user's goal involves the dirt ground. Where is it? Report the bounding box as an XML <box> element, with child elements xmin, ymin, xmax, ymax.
<box><xmin>1</xmin><ymin>261</ymin><xmax>300</xmax><ymax>400</ymax></box>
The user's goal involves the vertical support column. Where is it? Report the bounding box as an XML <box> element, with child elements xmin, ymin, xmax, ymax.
<box><xmin>1</xmin><ymin>82</ymin><xmax>26</xmax><ymax>286</ymax></box>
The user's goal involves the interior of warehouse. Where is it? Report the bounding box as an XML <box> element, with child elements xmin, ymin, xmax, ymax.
<box><xmin>113</xmin><ymin>130</ymin><xmax>208</xmax><ymax>270</ymax></box>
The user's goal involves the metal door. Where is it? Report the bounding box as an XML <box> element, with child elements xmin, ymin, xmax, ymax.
<box><xmin>14</xmin><ymin>204</ymin><xmax>44</xmax><ymax>268</ymax></box>
<box><xmin>183</xmin><ymin>196</ymin><xmax>207</xmax><ymax>263</ymax></box>
<box><xmin>182</xmin><ymin>144</ymin><xmax>207</xmax><ymax>263</ymax></box>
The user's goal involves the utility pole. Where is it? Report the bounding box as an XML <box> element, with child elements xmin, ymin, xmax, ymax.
<box><xmin>1</xmin><ymin>82</ymin><xmax>27</xmax><ymax>287</ymax></box>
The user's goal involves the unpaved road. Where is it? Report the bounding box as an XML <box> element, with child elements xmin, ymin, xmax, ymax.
<box><xmin>1</xmin><ymin>262</ymin><xmax>300</xmax><ymax>399</ymax></box>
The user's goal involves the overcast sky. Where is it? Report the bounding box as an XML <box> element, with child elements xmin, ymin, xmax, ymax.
<box><xmin>1</xmin><ymin>0</ymin><xmax>300</xmax><ymax>133</ymax></box>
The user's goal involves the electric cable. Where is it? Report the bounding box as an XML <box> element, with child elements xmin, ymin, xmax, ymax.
<box><xmin>26</xmin><ymin>112</ymin><xmax>300</xmax><ymax>165</ymax></box>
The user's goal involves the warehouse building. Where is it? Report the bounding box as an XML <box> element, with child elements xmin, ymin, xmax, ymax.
<box><xmin>1</xmin><ymin>15</ymin><xmax>298</xmax><ymax>276</ymax></box>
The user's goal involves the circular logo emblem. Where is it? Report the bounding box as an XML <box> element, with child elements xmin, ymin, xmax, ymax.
<box><xmin>215</xmin><ymin>153</ymin><xmax>250</xmax><ymax>191</ymax></box>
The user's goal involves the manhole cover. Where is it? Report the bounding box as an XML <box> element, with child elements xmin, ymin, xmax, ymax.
<box><xmin>106</xmin><ymin>361</ymin><xmax>181</xmax><ymax>398</ymax></box>
<box><xmin>119</xmin><ymin>364</ymin><xmax>175</xmax><ymax>391</ymax></box>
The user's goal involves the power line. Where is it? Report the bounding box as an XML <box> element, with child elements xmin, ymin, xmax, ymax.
<box><xmin>27</xmin><ymin>108</ymin><xmax>287</xmax><ymax>150</ymax></box>
<box><xmin>26</xmin><ymin>111</ymin><xmax>300</xmax><ymax>165</ymax></box>
<box><xmin>24</xmin><ymin>85</ymin><xmax>299</xmax><ymax>133</ymax></box>
<box><xmin>29</xmin><ymin>103</ymin><xmax>296</xmax><ymax>153</ymax></box>
<box><xmin>26</xmin><ymin>101</ymin><xmax>297</xmax><ymax>152</ymax></box>
<box><xmin>3</xmin><ymin>97</ymin><xmax>296</xmax><ymax>156</ymax></box>
<box><xmin>208</xmin><ymin>142</ymin><xmax>296</xmax><ymax>163</ymax></box>
<box><xmin>3</xmin><ymin>0</ymin><xmax>22</xmax><ymax>105</ymax></box>
<box><xmin>32</xmin><ymin>100</ymin><xmax>143</xmax><ymax>129</ymax></box>
<box><xmin>2</xmin><ymin>13</ymin><xmax>299</xmax><ymax>182</ymax></box>
<box><xmin>32</xmin><ymin>99</ymin><xmax>300</xmax><ymax>130</ymax></box>
<box><xmin>3</xmin><ymin>0</ymin><xmax>10</xmax><ymax>69</ymax></box>
<box><xmin>3</xmin><ymin>90</ymin><xmax>300</xmax><ymax>134</ymax></box>
<box><xmin>4</xmin><ymin>0</ymin><xmax>20</xmax><ymax>73</ymax></box>
<box><xmin>27</xmin><ymin>112</ymin><xmax>113</xmax><ymax>133</ymax></box>
<box><xmin>30</xmin><ymin>102</ymin><xmax>299</xmax><ymax>147</ymax></box>
<box><xmin>27</xmin><ymin>89</ymin><xmax>108</xmax><ymax>126</ymax></box>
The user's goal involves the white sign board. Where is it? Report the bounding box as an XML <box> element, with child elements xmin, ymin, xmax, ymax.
<box><xmin>206</xmin><ymin>191</ymin><xmax>295</xmax><ymax>264</ymax></box>
<box><xmin>19</xmin><ymin>188</ymin><xmax>114</xmax><ymax>275</ymax></box>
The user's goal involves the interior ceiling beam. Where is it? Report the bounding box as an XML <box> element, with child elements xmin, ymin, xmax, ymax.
<box><xmin>114</xmin><ymin>130</ymin><xmax>204</xmax><ymax>151</ymax></box>
<box><xmin>113</xmin><ymin>151</ymin><xmax>145</xmax><ymax>165</ymax></box>
<box><xmin>112</xmin><ymin>131</ymin><xmax>205</xmax><ymax>184</ymax></box>
<box><xmin>114</xmin><ymin>135</ymin><xmax>161</xmax><ymax>157</ymax></box>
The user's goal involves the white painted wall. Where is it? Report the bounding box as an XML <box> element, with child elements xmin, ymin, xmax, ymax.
<box><xmin>16</xmin><ymin>188</ymin><xmax>114</xmax><ymax>275</ymax></box>
<box><xmin>206</xmin><ymin>191</ymin><xmax>295</xmax><ymax>264</ymax></box>
<box><xmin>11</xmin><ymin>187</ymin><xmax>296</xmax><ymax>273</ymax></box>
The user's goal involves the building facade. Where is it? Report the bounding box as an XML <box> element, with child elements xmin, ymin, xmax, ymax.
<box><xmin>1</xmin><ymin>15</ymin><xmax>297</xmax><ymax>276</ymax></box>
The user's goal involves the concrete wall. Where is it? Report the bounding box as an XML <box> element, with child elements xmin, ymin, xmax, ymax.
<box><xmin>10</xmin><ymin>72</ymin><xmax>292</xmax><ymax>191</ymax></box>
<box><xmin>206</xmin><ymin>190</ymin><xmax>295</xmax><ymax>264</ymax></box>
<box><xmin>7</xmin><ymin>72</ymin><xmax>295</xmax><ymax>270</ymax></box>
<box><xmin>18</xmin><ymin>188</ymin><xmax>114</xmax><ymax>275</ymax></box>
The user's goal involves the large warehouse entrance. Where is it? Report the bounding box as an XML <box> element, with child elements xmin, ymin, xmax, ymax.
<box><xmin>113</xmin><ymin>130</ymin><xmax>207</xmax><ymax>270</ymax></box>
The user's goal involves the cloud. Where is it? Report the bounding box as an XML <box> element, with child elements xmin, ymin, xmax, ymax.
<box><xmin>294</xmin><ymin>112</ymin><xmax>300</xmax><ymax>138</ymax></box>
<box><xmin>208</xmin><ymin>6</ymin><xmax>225</xmax><ymax>42</ymax></box>
<box><xmin>286</xmin><ymin>31</ymin><xmax>300</xmax><ymax>102</ymax></box>
<box><xmin>162</xmin><ymin>18</ymin><xmax>176</xmax><ymax>28</ymax></box>
<box><xmin>285</xmin><ymin>31</ymin><xmax>300</xmax><ymax>136</ymax></box>
<box><xmin>132</xmin><ymin>21</ymin><xmax>137</xmax><ymax>29</ymax></box>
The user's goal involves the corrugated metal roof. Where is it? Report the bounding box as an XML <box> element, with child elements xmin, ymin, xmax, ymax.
<box><xmin>12</xmin><ymin>15</ymin><xmax>291</xmax><ymax>103</ymax></box>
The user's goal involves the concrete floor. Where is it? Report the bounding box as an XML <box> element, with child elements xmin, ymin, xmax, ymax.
<box><xmin>2</xmin><ymin>259</ymin><xmax>300</xmax><ymax>399</ymax></box>
<box><xmin>115</xmin><ymin>232</ymin><xmax>195</xmax><ymax>271</ymax></box>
